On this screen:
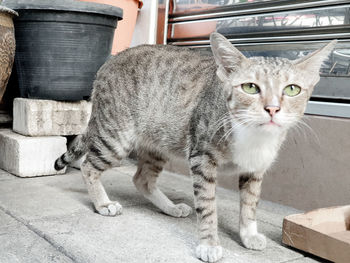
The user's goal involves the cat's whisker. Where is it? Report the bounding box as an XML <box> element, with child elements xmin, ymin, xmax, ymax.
<box><xmin>210</xmin><ymin>118</ymin><xmax>231</xmax><ymax>141</ymax></box>
<box><xmin>289</xmin><ymin>122</ymin><xmax>307</xmax><ymax>140</ymax></box>
<box><xmin>223</xmin><ymin>120</ymin><xmax>250</xmax><ymax>142</ymax></box>
<box><xmin>222</xmin><ymin>128</ymin><xmax>235</xmax><ymax>143</ymax></box>
<box><xmin>215</xmin><ymin>115</ymin><xmax>232</xmax><ymax>127</ymax></box>
<box><xmin>234</xmin><ymin>116</ymin><xmax>258</xmax><ymax>128</ymax></box>
<box><xmin>214</xmin><ymin>112</ymin><xmax>231</xmax><ymax>125</ymax></box>
<box><xmin>217</xmin><ymin>120</ymin><xmax>243</xmax><ymax>144</ymax></box>
<box><xmin>217</xmin><ymin>121</ymin><xmax>238</xmax><ymax>143</ymax></box>
<box><xmin>218</xmin><ymin>118</ymin><xmax>252</xmax><ymax>143</ymax></box>
<box><xmin>286</xmin><ymin>117</ymin><xmax>317</xmax><ymax>145</ymax></box>
<box><xmin>218</xmin><ymin>123</ymin><xmax>241</xmax><ymax>144</ymax></box>
<box><xmin>211</xmin><ymin>113</ymin><xmax>239</xmax><ymax>141</ymax></box>
<box><xmin>211</xmin><ymin>115</ymin><xmax>229</xmax><ymax>130</ymax></box>
<box><xmin>214</xmin><ymin>117</ymin><xmax>232</xmax><ymax>132</ymax></box>
<box><xmin>296</xmin><ymin>119</ymin><xmax>320</xmax><ymax>145</ymax></box>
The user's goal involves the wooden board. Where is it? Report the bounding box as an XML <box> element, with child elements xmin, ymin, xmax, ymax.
<box><xmin>282</xmin><ymin>205</ymin><xmax>350</xmax><ymax>263</ymax></box>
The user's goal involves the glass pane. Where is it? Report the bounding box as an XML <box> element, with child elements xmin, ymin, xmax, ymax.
<box><xmin>199</xmin><ymin>43</ymin><xmax>350</xmax><ymax>76</ymax></box>
<box><xmin>173</xmin><ymin>0</ymin><xmax>273</xmax><ymax>14</ymax></box>
<box><xmin>217</xmin><ymin>6</ymin><xmax>349</xmax><ymax>34</ymax></box>
<box><xmin>194</xmin><ymin>42</ymin><xmax>350</xmax><ymax>100</ymax></box>
<box><xmin>243</xmin><ymin>49</ymin><xmax>350</xmax><ymax>78</ymax></box>
<box><xmin>169</xmin><ymin>5</ymin><xmax>350</xmax><ymax>39</ymax></box>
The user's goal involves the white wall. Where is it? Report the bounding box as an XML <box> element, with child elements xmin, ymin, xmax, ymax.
<box><xmin>130</xmin><ymin>0</ymin><xmax>158</xmax><ymax>46</ymax></box>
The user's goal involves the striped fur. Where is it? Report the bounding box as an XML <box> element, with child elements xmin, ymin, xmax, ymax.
<box><xmin>54</xmin><ymin>33</ymin><xmax>335</xmax><ymax>262</ymax></box>
<box><xmin>55</xmin><ymin>135</ymin><xmax>87</xmax><ymax>170</ymax></box>
<box><xmin>239</xmin><ymin>173</ymin><xmax>266</xmax><ymax>250</ymax></box>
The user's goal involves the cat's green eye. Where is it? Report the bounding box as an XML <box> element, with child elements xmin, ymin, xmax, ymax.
<box><xmin>283</xmin><ymin>85</ymin><xmax>301</xmax><ymax>97</ymax></box>
<box><xmin>241</xmin><ymin>83</ymin><xmax>260</xmax><ymax>95</ymax></box>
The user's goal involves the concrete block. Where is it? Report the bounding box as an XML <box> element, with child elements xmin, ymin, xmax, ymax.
<box><xmin>0</xmin><ymin>129</ymin><xmax>67</xmax><ymax>177</ymax></box>
<box><xmin>13</xmin><ymin>98</ymin><xmax>92</xmax><ymax>136</ymax></box>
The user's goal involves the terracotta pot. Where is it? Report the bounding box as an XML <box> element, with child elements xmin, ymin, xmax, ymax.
<box><xmin>79</xmin><ymin>0</ymin><xmax>142</xmax><ymax>54</ymax></box>
<box><xmin>0</xmin><ymin>6</ymin><xmax>17</xmax><ymax>103</ymax></box>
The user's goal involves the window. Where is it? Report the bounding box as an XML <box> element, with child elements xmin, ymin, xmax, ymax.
<box><xmin>166</xmin><ymin>0</ymin><xmax>350</xmax><ymax>117</ymax></box>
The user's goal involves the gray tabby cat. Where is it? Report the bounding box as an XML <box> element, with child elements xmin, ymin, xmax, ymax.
<box><xmin>55</xmin><ymin>32</ymin><xmax>335</xmax><ymax>262</ymax></box>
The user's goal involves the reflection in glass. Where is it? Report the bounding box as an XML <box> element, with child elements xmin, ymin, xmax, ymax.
<box><xmin>198</xmin><ymin>46</ymin><xmax>350</xmax><ymax>76</ymax></box>
<box><xmin>217</xmin><ymin>7</ymin><xmax>349</xmax><ymax>34</ymax></box>
<box><xmin>169</xmin><ymin>6</ymin><xmax>350</xmax><ymax>40</ymax></box>
<box><xmin>173</xmin><ymin>0</ymin><xmax>271</xmax><ymax>13</ymax></box>
<box><xmin>246</xmin><ymin>49</ymin><xmax>350</xmax><ymax>76</ymax></box>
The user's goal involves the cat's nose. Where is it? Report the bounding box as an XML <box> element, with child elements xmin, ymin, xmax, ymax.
<box><xmin>264</xmin><ymin>105</ymin><xmax>280</xmax><ymax>117</ymax></box>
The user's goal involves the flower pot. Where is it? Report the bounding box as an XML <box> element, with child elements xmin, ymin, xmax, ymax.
<box><xmin>79</xmin><ymin>0</ymin><xmax>142</xmax><ymax>54</ymax></box>
<box><xmin>3</xmin><ymin>0</ymin><xmax>123</xmax><ymax>101</ymax></box>
<box><xmin>0</xmin><ymin>5</ymin><xmax>17</xmax><ymax>104</ymax></box>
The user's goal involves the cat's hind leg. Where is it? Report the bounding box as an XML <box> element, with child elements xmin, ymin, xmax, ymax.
<box><xmin>81</xmin><ymin>159</ymin><xmax>122</xmax><ymax>216</ymax></box>
<box><xmin>133</xmin><ymin>151</ymin><xmax>192</xmax><ymax>218</ymax></box>
<box><xmin>81</xmin><ymin>134</ymin><xmax>132</xmax><ymax>216</ymax></box>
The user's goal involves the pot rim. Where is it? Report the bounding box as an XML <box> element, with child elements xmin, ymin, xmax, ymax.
<box><xmin>3</xmin><ymin>0</ymin><xmax>123</xmax><ymax>20</ymax></box>
<box><xmin>0</xmin><ymin>5</ymin><xmax>18</xmax><ymax>17</ymax></box>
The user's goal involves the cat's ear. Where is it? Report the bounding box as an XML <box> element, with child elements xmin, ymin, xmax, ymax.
<box><xmin>210</xmin><ymin>32</ymin><xmax>248</xmax><ymax>81</ymax></box>
<box><xmin>293</xmin><ymin>40</ymin><xmax>337</xmax><ymax>76</ymax></box>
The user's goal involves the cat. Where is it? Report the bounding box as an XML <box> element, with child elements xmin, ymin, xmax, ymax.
<box><xmin>55</xmin><ymin>32</ymin><xmax>335</xmax><ymax>262</ymax></box>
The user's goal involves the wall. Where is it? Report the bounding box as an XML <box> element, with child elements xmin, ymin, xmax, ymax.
<box><xmin>165</xmin><ymin>115</ymin><xmax>350</xmax><ymax>211</ymax></box>
<box><xmin>131</xmin><ymin>0</ymin><xmax>158</xmax><ymax>46</ymax></box>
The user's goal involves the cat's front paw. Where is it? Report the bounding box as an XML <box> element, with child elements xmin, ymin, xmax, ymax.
<box><xmin>196</xmin><ymin>244</ymin><xmax>223</xmax><ymax>263</ymax></box>
<box><xmin>96</xmin><ymin>202</ymin><xmax>123</xmax><ymax>216</ymax></box>
<box><xmin>166</xmin><ymin>203</ymin><xmax>192</xmax><ymax>218</ymax></box>
<box><xmin>241</xmin><ymin>233</ymin><xmax>266</xmax><ymax>250</ymax></box>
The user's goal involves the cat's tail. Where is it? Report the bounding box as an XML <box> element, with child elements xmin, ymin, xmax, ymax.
<box><xmin>54</xmin><ymin>134</ymin><xmax>88</xmax><ymax>170</ymax></box>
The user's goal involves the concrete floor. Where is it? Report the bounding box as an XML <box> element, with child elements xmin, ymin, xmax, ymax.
<box><xmin>0</xmin><ymin>165</ymin><xmax>327</xmax><ymax>263</ymax></box>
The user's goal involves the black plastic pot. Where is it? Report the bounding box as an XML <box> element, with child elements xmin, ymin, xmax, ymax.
<box><xmin>3</xmin><ymin>0</ymin><xmax>123</xmax><ymax>101</ymax></box>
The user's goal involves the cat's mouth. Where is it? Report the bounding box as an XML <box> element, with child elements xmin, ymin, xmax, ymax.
<box><xmin>261</xmin><ymin>120</ymin><xmax>282</xmax><ymax>127</ymax></box>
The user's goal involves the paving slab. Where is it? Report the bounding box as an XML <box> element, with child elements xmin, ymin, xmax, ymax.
<box><xmin>0</xmin><ymin>172</ymin><xmax>89</xmax><ymax>221</ymax></box>
<box><xmin>0</xmin><ymin>209</ymin><xmax>19</xmax><ymax>228</ymax></box>
<box><xmin>28</xmin><ymin>208</ymin><xmax>198</xmax><ymax>263</ymax></box>
<box><xmin>0</xmin><ymin>165</ymin><xmax>326</xmax><ymax>262</ymax></box>
<box><xmin>115</xmin><ymin>165</ymin><xmax>301</xmax><ymax>228</ymax></box>
<box><xmin>28</xmin><ymin>206</ymin><xmax>306</xmax><ymax>263</ymax></box>
<box><xmin>0</xmin><ymin>210</ymin><xmax>73</xmax><ymax>263</ymax></box>
<box><xmin>0</xmin><ymin>168</ymin><xmax>15</xmax><ymax>181</ymax></box>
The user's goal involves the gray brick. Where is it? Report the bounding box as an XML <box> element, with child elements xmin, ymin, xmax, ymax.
<box><xmin>13</xmin><ymin>98</ymin><xmax>91</xmax><ymax>136</ymax></box>
<box><xmin>0</xmin><ymin>129</ymin><xmax>66</xmax><ymax>177</ymax></box>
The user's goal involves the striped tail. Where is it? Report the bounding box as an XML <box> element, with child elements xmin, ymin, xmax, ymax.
<box><xmin>55</xmin><ymin>134</ymin><xmax>87</xmax><ymax>170</ymax></box>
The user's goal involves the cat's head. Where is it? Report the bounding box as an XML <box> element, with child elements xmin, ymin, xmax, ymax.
<box><xmin>210</xmin><ymin>32</ymin><xmax>336</xmax><ymax>133</ymax></box>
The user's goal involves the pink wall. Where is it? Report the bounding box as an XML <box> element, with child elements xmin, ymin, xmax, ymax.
<box><xmin>79</xmin><ymin>0</ymin><xmax>141</xmax><ymax>54</ymax></box>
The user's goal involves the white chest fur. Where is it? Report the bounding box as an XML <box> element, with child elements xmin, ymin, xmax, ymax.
<box><xmin>232</xmin><ymin>127</ymin><xmax>283</xmax><ymax>174</ymax></box>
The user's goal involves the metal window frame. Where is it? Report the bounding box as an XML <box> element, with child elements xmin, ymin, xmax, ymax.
<box><xmin>306</xmin><ymin>101</ymin><xmax>350</xmax><ymax>118</ymax></box>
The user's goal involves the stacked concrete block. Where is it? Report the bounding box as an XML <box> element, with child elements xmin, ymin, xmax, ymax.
<box><xmin>0</xmin><ymin>129</ymin><xmax>67</xmax><ymax>177</ymax></box>
<box><xmin>0</xmin><ymin>98</ymin><xmax>92</xmax><ymax>177</ymax></box>
<box><xmin>13</xmin><ymin>98</ymin><xmax>92</xmax><ymax>136</ymax></box>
